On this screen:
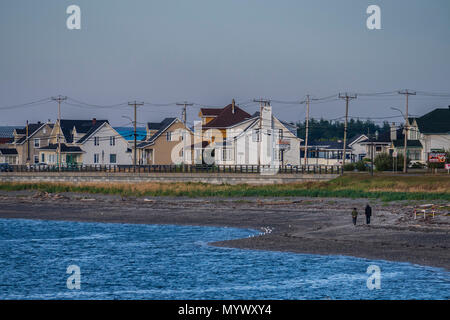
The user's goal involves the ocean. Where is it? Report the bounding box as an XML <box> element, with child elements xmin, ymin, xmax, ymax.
<box><xmin>0</xmin><ymin>218</ymin><xmax>448</xmax><ymax>300</ymax></box>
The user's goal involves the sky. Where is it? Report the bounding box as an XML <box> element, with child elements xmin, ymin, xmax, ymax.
<box><xmin>0</xmin><ymin>0</ymin><xmax>449</xmax><ymax>127</ymax></box>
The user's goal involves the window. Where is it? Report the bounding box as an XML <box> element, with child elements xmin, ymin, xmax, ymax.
<box><xmin>166</xmin><ymin>131</ymin><xmax>172</xmax><ymax>141</ymax></box>
<box><xmin>34</xmin><ymin>155</ymin><xmax>39</xmax><ymax>164</ymax></box>
<box><xmin>110</xmin><ymin>136</ymin><xmax>115</xmax><ymax>146</ymax></box>
<box><xmin>252</xmin><ymin>129</ymin><xmax>260</xmax><ymax>142</ymax></box>
<box><xmin>34</xmin><ymin>138</ymin><xmax>40</xmax><ymax>148</ymax></box>
<box><xmin>41</xmin><ymin>153</ymin><xmax>45</xmax><ymax>163</ymax></box>
<box><xmin>222</xmin><ymin>148</ymin><xmax>232</xmax><ymax>161</ymax></box>
<box><xmin>376</xmin><ymin>146</ymin><xmax>382</xmax><ymax>152</ymax></box>
<box><xmin>94</xmin><ymin>137</ymin><xmax>99</xmax><ymax>146</ymax></box>
<box><xmin>278</xmin><ymin>129</ymin><xmax>283</xmax><ymax>139</ymax></box>
<box><xmin>94</xmin><ymin>154</ymin><xmax>99</xmax><ymax>164</ymax></box>
<box><xmin>109</xmin><ymin>154</ymin><xmax>117</xmax><ymax>163</ymax></box>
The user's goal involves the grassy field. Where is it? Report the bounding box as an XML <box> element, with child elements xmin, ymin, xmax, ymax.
<box><xmin>0</xmin><ymin>174</ymin><xmax>449</xmax><ymax>201</ymax></box>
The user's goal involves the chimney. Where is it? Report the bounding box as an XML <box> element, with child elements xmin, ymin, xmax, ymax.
<box><xmin>390</xmin><ymin>122</ymin><xmax>397</xmax><ymax>141</ymax></box>
<box><xmin>92</xmin><ymin>118</ymin><xmax>97</xmax><ymax>126</ymax></box>
<box><xmin>232</xmin><ymin>99</ymin><xmax>235</xmax><ymax>114</ymax></box>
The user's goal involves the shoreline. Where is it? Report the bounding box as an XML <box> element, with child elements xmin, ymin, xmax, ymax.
<box><xmin>0</xmin><ymin>190</ymin><xmax>449</xmax><ymax>270</ymax></box>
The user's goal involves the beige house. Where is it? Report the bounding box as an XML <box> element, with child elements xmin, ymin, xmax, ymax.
<box><xmin>137</xmin><ymin>118</ymin><xmax>193</xmax><ymax>165</ymax></box>
<box><xmin>12</xmin><ymin>122</ymin><xmax>54</xmax><ymax>164</ymax></box>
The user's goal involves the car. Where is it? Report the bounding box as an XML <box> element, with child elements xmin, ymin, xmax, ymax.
<box><xmin>0</xmin><ymin>163</ymin><xmax>13</xmax><ymax>172</ymax></box>
<box><xmin>28</xmin><ymin>163</ymin><xmax>49</xmax><ymax>170</ymax></box>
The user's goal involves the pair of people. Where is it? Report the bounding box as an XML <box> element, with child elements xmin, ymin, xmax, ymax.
<box><xmin>352</xmin><ymin>204</ymin><xmax>372</xmax><ymax>226</ymax></box>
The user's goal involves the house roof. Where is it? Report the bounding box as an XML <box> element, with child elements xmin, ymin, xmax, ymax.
<box><xmin>114</xmin><ymin>127</ymin><xmax>146</xmax><ymax>141</ymax></box>
<box><xmin>138</xmin><ymin>118</ymin><xmax>178</xmax><ymax>148</ymax></box>
<box><xmin>76</xmin><ymin>121</ymin><xmax>112</xmax><ymax>144</ymax></box>
<box><xmin>14</xmin><ymin>122</ymin><xmax>48</xmax><ymax>144</ymax></box>
<box><xmin>0</xmin><ymin>126</ymin><xmax>21</xmax><ymax>138</ymax></box>
<box><xmin>392</xmin><ymin>139</ymin><xmax>423</xmax><ymax>148</ymax></box>
<box><xmin>200</xmin><ymin>108</ymin><xmax>222</xmax><ymax>117</ymax></box>
<box><xmin>39</xmin><ymin>143</ymin><xmax>83</xmax><ymax>153</ymax></box>
<box><xmin>414</xmin><ymin>107</ymin><xmax>450</xmax><ymax>134</ymax></box>
<box><xmin>0</xmin><ymin>137</ymin><xmax>13</xmax><ymax>144</ymax></box>
<box><xmin>0</xmin><ymin>148</ymin><xmax>18</xmax><ymax>155</ymax></box>
<box><xmin>59</xmin><ymin>119</ymin><xmax>108</xmax><ymax>143</ymax></box>
<box><xmin>348</xmin><ymin>134</ymin><xmax>368</xmax><ymax>146</ymax></box>
<box><xmin>203</xmin><ymin>104</ymin><xmax>252</xmax><ymax>129</ymax></box>
<box><xmin>361</xmin><ymin>130</ymin><xmax>392</xmax><ymax>144</ymax></box>
<box><xmin>308</xmin><ymin>140</ymin><xmax>350</xmax><ymax>150</ymax></box>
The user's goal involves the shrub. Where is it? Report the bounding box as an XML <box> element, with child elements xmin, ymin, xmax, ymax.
<box><xmin>374</xmin><ymin>153</ymin><xmax>408</xmax><ymax>171</ymax></box>
<box><xmin>343</xmin><ymin>163</ymin><xmax>355</xmax><ymax>171</ymax></box>
<box><xmin>355</xmin><ymin>160</ymin><xmax>366</xmax><ymax>171</ymax></box>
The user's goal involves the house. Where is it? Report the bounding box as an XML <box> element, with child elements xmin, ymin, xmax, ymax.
<box><xmin>402</xmin><ymin>106</ymin><xmax>450</xmax><ymax>163</ymax></box>
<box><xmin>359</xmin><ymin>130</ymin><xmax>394</xmax><ymax>160</ymax></box>
<box><xmin>0</xmin><ymin>148</ymin><xmax>18</xmax><ymax>164</ymax></box>
<box><xmin>11</xmin><ymin>121</ymin><xmax>54</xmax><ymax>164</ymax></box>
<box><xmin>302</xmin><ymin>140</ymin><xmax>352</xmax><ymax>166</ymax></box>
<box><xmin>389</xmin><ymin>124</ymin><xmax>423</xmax><ymax>162</ymax></box>
<box><xmin>348</xmin><ymin>134</ymin><xmax>368</xmax><ymax>161</ymax></box>
<box><xmin>40</xmin><ymin>118</ymin><xmax>132</xmax><ymax>165</ymax></box>
<box><xmin>73</xmin><ymin>121</ymin><xmax>132</xmax><ymax>165</ymax></box>
<box><xmin>197</xmin><ymin>100</ymin><xmax>302</xmax><ymax>166</ymax></box>
<box><xmin>137</xmin><ymin>118</ymin><xmax>193</xmax><ymax>165</ymax></box>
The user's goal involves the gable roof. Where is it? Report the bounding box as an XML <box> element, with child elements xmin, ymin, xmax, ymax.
<box><xmin>360</xmin><ymin>130</ymin><xmax>392</xmax><ymax>144</ymax></box>
<box><xmin>15</xmin><ymin>122</ymin><xmax>49</xmax><ymax>144</ymax></box>
<box><xmin>414</xmin><ymin>107</ymin><xmax>450</xmax><ymax>134</ymax></box>
<box><xmin>76</xmin><ymin>121</ymin><xmax>112</xmax><ymax>144</ymax></box>
<box><xmin>203</xmin><ymin>104</ymin><xmax>252</xmax><ymax>129</ymax></box>
<box><xmin>59</xmin><ymin>119</ymin><xmax>108</xmax><ymax>143</ymax></box>
<box><xmin>146</xmin><ymin>118</ymin><xmax>176</xmax><ymax>133</ymax></box>
<box><xmin>138</xmin><ymin>118</ymin><xmax>178</xmax><ymax>148</ymax></box>
<box><xmin>348</xmin><ymin>134</ymin><xmax>368</xmax><ymax>146</ymax></box>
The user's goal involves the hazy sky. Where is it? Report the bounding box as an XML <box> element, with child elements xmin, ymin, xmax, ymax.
<box><xmin>1</xmin><ymin>0</ymin><xmax>449</xmax><ymax>127</ymax></box>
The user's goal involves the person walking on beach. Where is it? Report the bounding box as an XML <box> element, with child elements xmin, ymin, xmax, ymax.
<box><xmin>351</xmin><ymin>208</ymin><xmax>358</xmax><ymax>226</ymax></box>
<box><xmin>365</xmin><ymin>204</ymin><xmax>372</xmax><ymax>225</ymax></box>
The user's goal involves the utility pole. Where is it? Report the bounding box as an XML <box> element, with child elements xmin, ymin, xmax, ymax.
<box><xmin>26</xmin><ymin>120</ymin><xmax>30</xmax><ymax>164</ymax></box>
<box><xmin>52</xmin><ymin>95</ymin><xmax>67</xmax><ymax>170</ymax></box>
<box><xmin>300</xmin><ymin>95</ymin><xmax>318</xmax><ymax>166</ymax></box>
<box><xmin>253</xmin><ymin>99</ymin><xmax>271</xmax><ymax>166</ymax></box>
<box><xmin>176</xmin><ymin>102</ymin><xmax>193</xmax><ymax>164</ymax></box>
<box><xmin>128</xmin><ymin>101</ymin><xmax>144</xmax><ymax>170</ymax></box>
<box><xmin>398</xmin><ymin>89</ymin><xmax>416</xmax><ymax>173</ymax></box>
<box><xmin>338</xmin><ymin>93</ymin><xmax>357</xmax><ymax>167</ymax></box>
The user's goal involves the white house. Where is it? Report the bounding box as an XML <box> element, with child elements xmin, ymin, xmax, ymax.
<box><xmin>405</xmin><ymin>107</ymin><xmax>450</xmax><ymax>163</ymax></box>
<box><xmin>213</xmin><ymin>105</ymin><xmax>302</xmax><ymax>166</ymax></box>
<box><xmin>39</xmin><ymin>119</ymin><xmax>132</xmax><ymax>166</ymax></box>
<box><xmin>76</xmin><ymin>121</ymin><xmax>132</xmax><ymax>165</ymax></box>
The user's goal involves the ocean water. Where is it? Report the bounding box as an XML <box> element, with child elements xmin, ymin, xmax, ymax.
<box><xmin>0</xmin><ymin>218</ymin><xmax>448</xmax><ymax>300</ymax></box>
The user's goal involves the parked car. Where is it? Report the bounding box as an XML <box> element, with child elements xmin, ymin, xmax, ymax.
<box><xmin>28</xmin><ymin>163</ymin><xmax>49</xmax><ymax>170</ymax></box>
<box><xmin>0</xmin><ymin>163</ymin><xmax>13</xmax><ymax>172</ymax></box>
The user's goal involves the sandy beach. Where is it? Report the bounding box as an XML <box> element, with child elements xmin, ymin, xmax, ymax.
<box><xmin>0</xmin><ymin>190</ymin><xmax>448</xmax><ymax>270</ymax></box>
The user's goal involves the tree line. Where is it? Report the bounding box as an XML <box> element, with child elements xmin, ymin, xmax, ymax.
<box><xmin>296</xmin><ymin>118</ymin><xmax>391</xmax><ymax>141</ymax></box>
